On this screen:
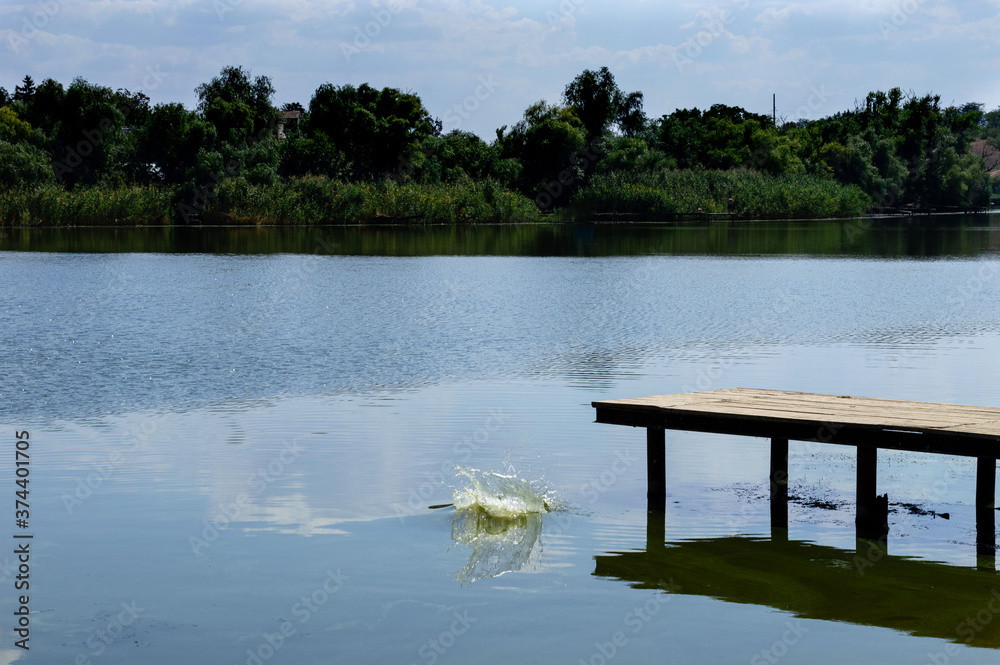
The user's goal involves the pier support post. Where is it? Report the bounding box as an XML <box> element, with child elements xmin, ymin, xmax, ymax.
<box><xmin>856</xmin><ymin>446</ymin><xmax>888</xmax><ymax>542</ymax></box>
<box><xmin>770</xmin><ymin>437</ymin><xmax>789</xmax><ymax>539</ymax></box>
<box><xmin>647</xmin><ymin>427</ymin><xmax>666</xmax><ymax>514</ymax></box>
<box><xmin>976</xmin><ymin>457</ymin><xmax>996</xmax><ymax>566</ymax></box>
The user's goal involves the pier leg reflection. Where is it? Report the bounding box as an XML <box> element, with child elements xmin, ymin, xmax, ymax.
<box><xmin>646</xmin><ymin>507</ymin><xmax>665</xmax><ymax>554</ymax></box>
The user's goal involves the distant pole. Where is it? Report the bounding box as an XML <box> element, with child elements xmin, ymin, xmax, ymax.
<box><xmin>773</xmin><ymin>93</ymin><xmax>776</xmax><ymax>127</ymax></box>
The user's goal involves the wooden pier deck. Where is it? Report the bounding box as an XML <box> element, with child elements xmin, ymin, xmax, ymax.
<box><xmin>592</xmin><ymin>388</ymin><xmax>1000</xmax><ymax>552</ymax></box>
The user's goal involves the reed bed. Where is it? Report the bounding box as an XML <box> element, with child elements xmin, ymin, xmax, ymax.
<box><xmin>0</xmin><ymin>184</ymin><xmax>174</xmax><ymax>226</ymax></box>
<box><xmin>570</xmin><ymin>170</ymin><xmax>872</xmax><ymax>220</ymax></box>
<box><xmin>203</xmin><ymin>176</ymin><xmax>538</xmax><ymax>225</ymax></box>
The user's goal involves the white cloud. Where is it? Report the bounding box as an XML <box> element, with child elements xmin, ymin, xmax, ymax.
<box><xmin>2</xmin><ymin>0</ymin><xmax>1000</xmax><ymax>138</ymax></box>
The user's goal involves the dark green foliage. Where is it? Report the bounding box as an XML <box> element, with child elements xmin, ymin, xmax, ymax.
<box><xmin>195</xmin><ymin>65</ymin><xmax>277</xmax><ymax>144</ymax></box>
<box><xmin>13</xmin><ymin>75</ymin><xmax>34</xmax><ymax>102</ymax></box>
<box><xmin>404</xmin><ymin>131</ymin><xmax>519</xmax><ymax>188</ymax></box>
<box><xmin>136</xmin><ymin>103</ymin><xmax>218</xmax><ymax>184</ymax></box>
<box><xmin>305</xmin><ymin>83</ymin><xmax>439</xmax><ymax>179</ymax></box>
<box><xmin>203</xmin><ymin>176</ymin><xmax>536</xmax><ymax>225</ymax></box>
<box><xmin>594</xmin><ymin>136</ymin><xmax>672</xmax><ymax>175</ymax></box>
<box><xmin>563</xmin><ymin>67</ymin><xmax>645</xmax><ymax>139</ymax></box>
<box><xmin>0</xmin><ymin>184</ymin><xmax>172</xmax><ymax>226</ymax></box>
<box><xmin>277</xmin><ymin>131</ymin><xmax>350</xmax><ymax>180</ymax></box>
<box><xmin>0</xmin><ymin>141</ymin><xmax>55</xmax><ymax>187</ymax></box>
<box><xmin>16</xmin><ymin>77</ymin><xmax>64</xmax><ymax>136</ymax></box>
<box><xmin>572</xmin><ymin>170</ymin><xmax>871</xmax><ymax>220</ymax></box>
<box><xmin>45</xmin><ymin>79</ymin><xmax>143</xmax><ymax>187</ymax></box>
<box><xmin>498</xmin><ymin>101</ymin><xmax>587</xmax><ymax>205</ymax></box>
<box><xmin>4</xmin><ymin>65</ymin><xmax>995</xmax><ymax>227</ymax></box>
<box><xmin>656</xmin><ymin>105</ymin><xmax>778</xmax><ymax>171</ymax></box>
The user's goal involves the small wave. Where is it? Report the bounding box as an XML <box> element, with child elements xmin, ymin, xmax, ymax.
<box><xmin>451</xmin><ymin>466</ymin><xmax>558</xmax><ymax>518</ymax></box>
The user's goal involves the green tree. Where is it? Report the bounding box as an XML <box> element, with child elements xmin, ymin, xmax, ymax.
<box><xmin>0</xmin><ymin>107</ymin><xmax>33</xmax><ymax>144</ymax></box>
<box><xmin>404</xmin><ymin>130</ymin><xmax>519</xmax><ymax>187</ymax></box>
<box><xmin>0</xmin><ymin>141</ymin><xmax>54</xmax><ymax>187</ymax></box>
<box><xmin>34</xmin><ymin>78</ymin><xmax>138</xmax><ymax>186</ymax></box>
<box><xmin>563</xmin><ymin>67</ymin><xmax>645</xmax><ymax>139</ymax></box>
<box><xmin>136</xmin><ymin>103</ymin><xmax>218</xmax><ymax>184</ymax></box>
<box><xmin>499</xmin><ymin>101</ymin><xmax>587</xmax><ymax>206</ymax></box>
<box><xmin>656</xmin><ymin>105</ymin><xmax>774</xmax><ymax>171</ymax></box>
<box><xmin>195</xmin><ymin>66</ymin><xmax>277</xmax><ymax>145</ymax></box>
<box><xmin>13</xmin><ymin>75</ymin><xmax>35</xmax><ymax>102</ymax></box>
<box><xmin>15</xmin><ymin>77</ymin><xmax>63</xmax><ymax>136</ymax></box>
<box><xmin>306</xmin><ymin>83</ymin><xmax>439</xmax><ymax>179</ymax></box>
<box><xmin>594</xmin><ymin>136</ymin><xmax>671</xmax><ymax>175</ymax></box>
<box><xmin>278</xmin><ymin>131</ymin><xmax>350</xmax><ymax>180</ymax></box>
<box><xmin>0</xmin><ymin>106</ymin><xmax>51</xmax><ymax>187</ymax></box>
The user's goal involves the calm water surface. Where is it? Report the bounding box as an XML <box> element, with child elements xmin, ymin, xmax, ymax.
<box><xmin>2</xmin><ymin>218</ymin><xmax>1000</xmax><ymax>664</ymax></box>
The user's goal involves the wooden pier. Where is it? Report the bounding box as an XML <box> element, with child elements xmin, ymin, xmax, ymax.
<box><xmin>592</xmin><ymin>388</ymin><xmax>1000</xmax><ymax>555</ymax></box>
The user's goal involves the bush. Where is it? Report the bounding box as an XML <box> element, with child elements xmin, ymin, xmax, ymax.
<box><xmin>0</xmin><ymin>140</ymin><xmax>55</xmax><ymax>187</ymax></box>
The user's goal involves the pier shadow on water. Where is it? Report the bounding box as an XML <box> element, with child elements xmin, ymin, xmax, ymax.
<box><xmin>594</xmin><ymin>510</ymin><xmax>1000</xmax><ymax>650</ymax></box>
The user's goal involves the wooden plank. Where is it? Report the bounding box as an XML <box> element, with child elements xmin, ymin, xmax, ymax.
<box><xmin>596</xmin><ymin>407</ymin><xmax>1000</xmax><ymax>458</ymax></box>
<box><xmin>599</xmin><ymin>388</ymin><xmax>1000</xmax><ymax>420</ymax></box>
<box><xmin>593</xmin><ymin>389</ymin><xmax>1000</xmax><ymax>440</ymax></box>
<box><xmin>597</xmin><ymin>403</ymin><xmax>993</xmax><ymax>438</ymax></box>
<box><xmin>598</xmin><ymin>393</ymin><xmax>1000</xmax><ymax>424</ymax></box>
<box><xmin>706</xmin><ymin>395</ymin><xmax>999</xmax><ymax>420</ymax></box>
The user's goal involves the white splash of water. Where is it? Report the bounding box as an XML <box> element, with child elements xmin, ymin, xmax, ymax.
<box><xmin>451</xmin><ymin>465</ymin><xmax>557</xmax><ymax>518</ymax></box>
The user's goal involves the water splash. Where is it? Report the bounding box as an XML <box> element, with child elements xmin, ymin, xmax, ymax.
<box><xmin>451</xmin><ymin>508</ymin><xmax>543</xmax><ymax>583</ymax></box>
<box><xmin>451</xmin><ymin>466</ymin><xmax>556</xmax><ymax>518</ymax></box>
<box><xmin>449</xmin><ymin>465</ymin><xmax>561</xmax><ymax>583</ymax></box>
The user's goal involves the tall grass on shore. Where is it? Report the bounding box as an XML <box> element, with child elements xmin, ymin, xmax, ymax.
<box><xmin>1</xmin><ymin>171</ymin><xmax>873</xmax><ymax>227</ymax></box>
<box><xmin>0</xmin><ymin>184</ymin><xmax>174</xmax><ymax>226</ymax></box>
<box><xmin>0</xmin><ymin>177</ymin><xmax>537</xmax><ymax>227</ymax></box>
<box><xmin>569</xmin><ymin>170</ymin><xmax>872</xmax><ymax>220</ymax></box>
<box><xmin>203</xmin><ymin>176</ymin><xmax>539</xmax><ymax>225</ymax></box>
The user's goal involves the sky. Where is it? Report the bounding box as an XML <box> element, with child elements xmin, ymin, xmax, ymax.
<box><xmin>2</xmin><ymin>0</ymin><xmax>999</xmax><ymax>139</ymax></box>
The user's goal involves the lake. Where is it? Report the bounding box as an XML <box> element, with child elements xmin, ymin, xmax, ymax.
<box><xmin>1</xmin><ymin>216</ymin><xmax>1000</xmax><ymax>664</ymax></box>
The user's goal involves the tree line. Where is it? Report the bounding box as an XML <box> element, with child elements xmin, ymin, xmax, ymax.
<box><xmin>0</xmin><ymin>65</ymin><xmax>996</xmax><ymax>225</ymax></box>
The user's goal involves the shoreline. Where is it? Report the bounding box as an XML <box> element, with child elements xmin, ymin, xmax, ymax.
<box><xmin>3</xmin><ymin>208</ymin><xmax>995</xmax><ymax>230</ymax></box>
